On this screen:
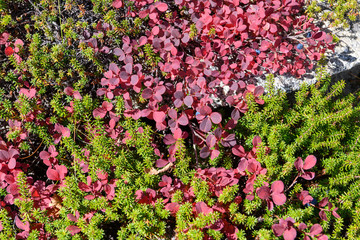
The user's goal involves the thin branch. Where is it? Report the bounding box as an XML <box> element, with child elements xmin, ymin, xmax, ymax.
<box><xmin>146</xmin><ymin>162</ymin><xmax>174</xmax><ymax>175</ymax></box>
<box><xmin>284</xmin><ymin>174</ymin><xmax>299</xmax><ymax>193</ymax></box>
<box><xmin>188</xmin><ymin>123</ymin><xmax>199</xmax><ymax>168</ymax></box>
<box><xmin>19</xmin><ymin>139</ymin><xmax>44</xmax><ymax>160</ymax></box>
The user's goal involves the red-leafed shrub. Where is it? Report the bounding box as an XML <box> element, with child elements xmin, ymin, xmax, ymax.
<box><xmin>92</xmin><ymin>0</ymin><xmax>335</xmax><ymax>166</ymax></box>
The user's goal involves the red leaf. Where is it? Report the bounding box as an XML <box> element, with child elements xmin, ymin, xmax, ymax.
<box><xmin>177</xmin><ymin>114</ymin><xmax>188</xmax><ymax>126</ymax></box>
<box><xmin>271</xmin><ymin>181</ymin><xmax>284</xmax><ymax>193</ymax></box>
<box><xmin>59</xmin><ymin>125</ymin><xmax>70</xmax><ymax>138</ymax></box>
<box><xmin>73</xmin><ymin>91</ymin><xmax>82</xmax><ymax>99</ymax></box>
<box><xmin>319</xmin><ymin>197</ymin><xmax>329</xmax><ymax>207</ymax></box>
<box><xmin>156</xmin><ymin>2</ymin><xmax>168</xmax><ymax>12</ymax></box>
<box><xmin>109</xmin><ymin>77</ymin><xmax>119</xmax><ymax>86</ymax></box>
<box><xmin>221</xmin><ymin>134</ymin><xmax>236</xmax><ymax>147</ymax></box>
<box><xmin>4</xmin><ymin>175</ymin><xmax>15</xmax><ymax>184</ymax></box>
<box><xmin>298</xmin><ymin>223</ymin><xmax>307</xmax><ymax>231</ymax></box>
<box><xmin>152</xmin><ymin>26</ymin><xmax>160</xmax><ymax>35</ymax></box>
<box><xmin>332</xmin><ymin>209</ymin><xmax>340</xmax><ymax>218</ymax></box>
<box><xmin>0</xmin><ymin>151</ymin><xmax>9</xmax><ymax>161</ymax></box>
<box><xmin>67</xmin><ymin>225</ymin><xmax>81</xmax><ymax>235</ymax></box>
<box><xmin>113</xmin><ymin>48</ymin><xmax>125</xmax><ymax>60</ymax></box>
<box><xmin>183</xmin><ymin>96</ymin><xmax>193</xmax><ymax>107</ymax></box>
<box><xmin>47</xmin><ymin>168</ymin><xmax>60</xmax><ymax>181</ymax></box>
<box><xmin>199</xmin><ymin>106</ymin><xmax>212</xmax><ymax>116</ymax></box>
<box><xmin>156</xmin><ymin>159</ymin><xmax>168</xmax><ymax>168</ymax></box>
<box><xmin>93</xmin><ymin>108</ymin><xmax>107</xmax><ymax>118</ymax></box>
<box><xmin>149</xmin><ymin>13</ymin><xmax>158</xmax><ymax>20</ymax></box>
<box><xmin>298</xmin><ymin>191</ymin><xmax>313</xmax><ymax>205</ymax></box>
<box><xmin>5</xmin><ymin>46</ymin><xmax>13</xmax><ymax>56</ymax></box>
<box><xmin>102</xmin><ymin>101</ymin><xmax>113</xmax><ymax>111</ymax></box>
<box><xmin>64</xmin><ymin>87</ymin><xmax>74</xmax><ymax>96</ymax></box>
<box><xmin>210</xmin><ymin>112</ymin><xmax>222</xmax><ymax>124</ymax></box>
<box><xmin>237</xmin><ymin>158</ymin><xmax>248</xmax><ymax>172</ymax></box>
<box><xmin>319</xmin><ymin>210</ymin><xmax>328</xmax><ymax>221</ymax></box>
<box><xmin>171</xmin><ymin>29</ymin><xmax>181</xmax><ymax>39</ymax></box>
<box><xmin>195</xmin><ymin>201</ymin><xmax>213</xmax><ymax>215</ymax></box>
<box><xmin>56</xmin><ymin>165</ymin><xmax>67</xmax><ymax>180</ymax></box>
<box><xmin>129</xmin><ymin>75</ymin><xmax>139</xmax><ymax>85</ymax></box>
<box><xmin>297</xmin><ymin>69</ymin><xmax>306</xmax><ymax>75</ymax></box>
<box><xmin>259</xmin><ymin>40</ymin><xmax>271</xmax><ymax>51</ymax></box>
<box><xmin>272</xmin><ymin>223</ymin><xmax>286</xmax><ymax>236</ymax></box>
<box><xmin>112</xmin><ymin>0</ymin><xmax>123</xmax><ymax>8</ymax></box>
<box><xmin>15</xmin><ymin>216</ymin><xmax>29</xmax><ymax>231</ymax></box>
<box><xmin>200</xmin><ymin>146</ymin><xmax>210</xmax><ymax>158</ymax></box>
<box><xmin>164</xmin><ymin>134</ymin><xmax>176</xmax><ymax>145</ymax></box>
<box><xmin>283</xmin><ymin>228</ymin><xmax>297</xmax><ymax>240</ymax></box>
<box><xmin>142</xmin><ymin>88</ymin><xmax>153</xmax><ymax>99</ymax></box>
<box><xmin>120</xmin><ymin>71</ymin><xmax>129</xmax><ymax>80</ymax></box>
<box><xmin>185</xmin><ymin>56</ymin><xmax>194</xmax><ymax>64</ymax></box>
<box><xmin>325</xmin><ymin>34</ymin><xmax>333</xmax><ymax>44</ymax></box>
<box><xmin>254</xmin><ymin>86</ymin><xmax>264</xmax><ymax>96</ymax></box>
<box><xmin>199</xmin><ymin>117</ymin><xmax>212</xmax><ymax>132</ymax></box>
<box><xmin>312</xmin><ymin>32</ymin><xmax>326</xmax><ymax>41</ymax></box>
<box><xmin>231</xmin><ymin>109</ymin><xmax>240</xmax><ymax>121</ymax></box>
<box><xmin>84</xmin><ymin>195</ymin><xmax>95</xmax><ymax>200</ymax></box>
<box><xmin>252</xmin><ymin>136</ymin><xmax>262</xmax><ymax>147</ymax></box>
<box><xmin>303</xmin><ymin>155</ymin><xmax>316</xmax><ymax>170</ymax></box>
<box><xmin>19</xmin><ymin>88</ymin><xmax>36</xmax><ymax>99</ymax></box>
<box><xmin>317</xmin><ymin>235</ymin><xmax>328</xmax><ymax>240</ymax></box>
<box><xmin>174</xmin><ymin>91</ymin><xmax>184</xmax><ymax>99</ymax></box>
<box><xmin>287</xmin><ymin>1</ymin><xmax>300</xmax><ymax>6</ymax></box>
<box><xmin>153</xmin><ymin>111</ymin><xmax>166</xmax><ymax>123</ymax></box>
<box><xmin>210</xmin><ymin>149</ymin><xmax>220</xmax><ymax>159</ymax></box>
<box><xmin>165</xmin><ymin>202</ymin><xmax>180</xmax><ymax>214</ymax></box>
<box><xmin>309</xmin><ymin>224</ymin><xmax>323</xmax><ymax>236</ymax></box>
<box><xmin>206</xmin><ymin>135</ymin><xmax>217</xmax><ymax>148</ymax></box>
<box><xmin>67</xmin><ymin>213</ymin><xmax>78</xmax><ymax>222</ymax></box>
<box><xmin>96</xmin><ymin>88</ymin><xmax>106</xmax><ymax>96</ymax></box>
<box><xmin>270</xmin><ymin>24</ymin><xmax>277</xmax><ymax>33</ymax></box>
<box><xmin>8</xmin><ymin>158</ymin><xmax>16</xmax><ymax>169</ymax></box>
<box><xmin>138</xmin><ymin>36</ymin><xmax>147</xmax><ymax>46</ymax></box>
<box><xmin>78</xmin><ymin>182</ymin><xmax>91</xmax><ymax>192</ymax></box>
<box><xmin>168</xmin><ymin>109</ymin><xmax>177</xmax><ymax>120</ymax></box>
<box><xmin>232</xmin><ymin>145</ymin><xmax>246</xmax><ymax>157</ymax></box>
<box><xmin>272</xmin><ymin>193</ymin><xmax>286</xmax><ymax>205</ymax></box>
<box><xmin>257</xmin><ymin>186</ymin><xmax>270</xmax><ymax>199</ymax></box>
<box><xmin>124</xmin><ymin>63</ymin><xmax>133</xmax><ymax>74</ymax></box>
<box><xmin>0</xmin><ymin>32</ymin><xmax>9</xmax><ymax>44</ymax></box>
<box><xmin>301</xmin><ymin>171</ymin><xmax>315</xmax><ymax>180</ymax></box>
<box><xmin>280</xmin><ymin>44</ymin><xmax>289</xmax><ymax>53</ymax></box>
<box><xmin>7</xmin><ymin>184</ymin><xmax>18</xmax><ymax>196</ymax></box>
<box><xmin>294</xmin><ymin>157</ymin><xmax>303</xmax><ymax>171</ymax></box>
<box><xmin>173</xmin><ymin>128</ymin><xmax>182</xmax><ymax>139</ymax></box>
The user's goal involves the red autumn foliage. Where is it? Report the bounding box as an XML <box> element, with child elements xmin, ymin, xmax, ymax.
<box><xmin>94</xmin><ymin>0</ymin><xmax>334</xmax><ymax>165</ymax></box>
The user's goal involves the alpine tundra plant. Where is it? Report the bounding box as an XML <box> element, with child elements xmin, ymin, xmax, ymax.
<box><xmin>0</xmin><ymin>0</ymin><xmax>359</xmax><ymax>239</ymax></box>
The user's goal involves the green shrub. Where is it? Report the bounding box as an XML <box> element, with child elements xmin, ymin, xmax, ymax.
<box><xmin>236</xmin><ymin>68</ymin><xmax>360</xmax><ymax>238</ymax></box>
<box><xmin>306</xmin><ymin>0</ymin><xmax>360</xmax><ymax>28</ymax></box>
